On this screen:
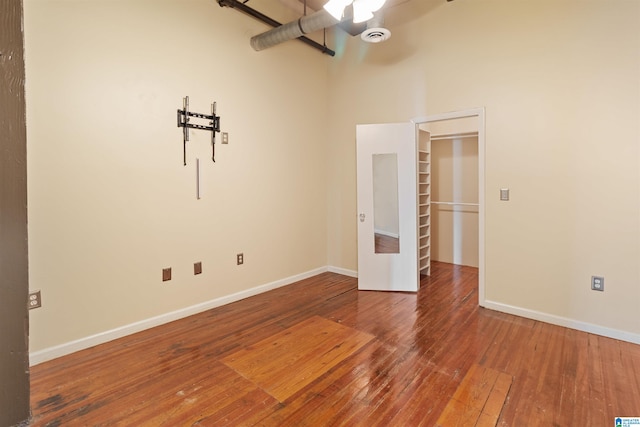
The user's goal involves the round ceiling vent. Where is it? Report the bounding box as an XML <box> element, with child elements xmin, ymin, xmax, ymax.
<box><xmin>361</xmin><ymin>27</ymin><xmax>391</xmax><ymax>43</ymax></box>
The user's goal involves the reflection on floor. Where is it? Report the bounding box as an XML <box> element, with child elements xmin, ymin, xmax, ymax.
<box><xmin>374</xmin><ymin>233</ymin><xmax>399</xmax><ymax>253</ymax></box>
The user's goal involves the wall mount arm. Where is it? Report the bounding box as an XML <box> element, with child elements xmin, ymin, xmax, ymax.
<box><xmin>177</xmin><ymin>96</ymin><xmax>221</xmax><ymax>165</ymax></box>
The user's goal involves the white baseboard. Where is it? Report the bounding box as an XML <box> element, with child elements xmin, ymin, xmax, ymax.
<box><xmin>42</xmin><ymin>269</ymin><xmax>637</xmax><ymax>366</ymax></box>
<box><xmin>484</xmin><ymin>300</ymin><xmax>640</xmax><ymax>345</ymax></box>
<box><xmin>328</xmin><ymin>265</ymin><xmax>358</xmax><ymax>278</ymax></box>
<box><xmin>29</xmin><ymin>266</ymin><xmax>332</xmax><ymax>366</ymax></box>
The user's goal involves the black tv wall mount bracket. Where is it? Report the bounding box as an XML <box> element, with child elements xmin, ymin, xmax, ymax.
<box><xmin>177</xmin><ymin>96</ymin><xmax>221</xmax><ymax>165</ymax></box>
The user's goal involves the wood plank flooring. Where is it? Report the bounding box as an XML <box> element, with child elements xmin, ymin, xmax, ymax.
<box><xmin>30</xmin><ymin>262</ymin><xmax>640</xmax><ymax>426</ymax></box>
<box><xmin>221</xmin><ymin>316</ymin><xmax>374</xmax><ymax>402</ymax></box>
<box><xmin>436</xmin><ymin>364</ymin><xmax>512</xmax><ymax>427</ymax></box>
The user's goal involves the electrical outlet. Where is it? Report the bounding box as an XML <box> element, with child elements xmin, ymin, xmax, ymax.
<box><xmin>28</xmin><ymin>290</ymin><xmax>42</xmax><ymax>310</ymax></box>
<box><xmin>500</xmin><ymin>188</ymin><xmax>510</xmax><ymax>201</ymax></box>
<box><xmin>194</xmin><ymin>262</ymin><xmax>202</xmax><ymax>275</ymax></box>
<box><xmin>222</xmin><ymin>132</ymin><xmax>229</xmax><ymax>144</ymax></box>
<box><xmin>591</xmin><ymin>276</ymin><xmax>604</xmax><ymax>292</ymax></box>
<box><xmin>162</xmin><ymin>267</ymin><xmax>172</xmax><ymax>282</ymax></box>
<box><xmin>237</xmin><ymin>253</ymin><xmax>244</xmax><ymax>265</ymax></box>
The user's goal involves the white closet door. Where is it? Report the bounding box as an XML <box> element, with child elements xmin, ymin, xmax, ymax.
<box><xmin>356</xmin><ymin>123</ymin><xmax>419</xmax><ymax>292</ymax></box>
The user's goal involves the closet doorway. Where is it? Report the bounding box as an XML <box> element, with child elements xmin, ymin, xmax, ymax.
<box><xmin>413</xmin><ymin>109</ymin><xmax>485</xmax><ymax>306</ymax></box>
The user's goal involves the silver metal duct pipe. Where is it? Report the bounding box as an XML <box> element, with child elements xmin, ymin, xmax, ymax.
<box><xmin>218</xmin><ymin>0</ymin><xmax>335</xmax><ymax>56</ymax></box>
<box><xmin>250</xmin><ymin>9</ymin><xmax>339</xmax><ymax>52</ymax></box>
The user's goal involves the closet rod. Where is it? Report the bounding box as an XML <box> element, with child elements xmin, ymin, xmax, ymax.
<box><xmin>430</xmin><ymin>132</ymin><xmax>478</xmax><ymax>141</ymax></box>
<box><xmin>432</xmin><ymin>201</ymin><xmax>479</xmax><ymax>207</ymax></box>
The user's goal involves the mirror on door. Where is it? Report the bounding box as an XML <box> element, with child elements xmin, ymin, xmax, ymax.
<box><xmin>372</xmin><ymin>153</ymin><xmax>400</xmax><ymax>254</ymax></box>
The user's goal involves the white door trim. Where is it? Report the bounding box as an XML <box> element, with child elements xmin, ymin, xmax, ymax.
<box><xmin>411</xmin><ymin>108</ymin><xmax>486</xmax><ymax>307</ymax></box>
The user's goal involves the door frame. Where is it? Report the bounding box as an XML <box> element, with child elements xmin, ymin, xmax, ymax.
<box><xmin>412</xmin><ymin>108</ymin><xmax>486</xmax><ymax>307</ymax></box>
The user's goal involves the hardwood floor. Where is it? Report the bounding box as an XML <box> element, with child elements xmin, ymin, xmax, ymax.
<box><xmin>30</xmin><ymin>262</ymin><xmax>640</xmax><ymax>426</ymax></box>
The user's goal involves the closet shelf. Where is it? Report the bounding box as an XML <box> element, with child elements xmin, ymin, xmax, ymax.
<box><xmin>418</xmin><ymin>131</ymin><xmax>431</xmax><ymax>276</ymax></box>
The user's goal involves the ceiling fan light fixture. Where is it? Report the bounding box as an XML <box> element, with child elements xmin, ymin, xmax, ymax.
<box><xmin>323</xmin><ymin>0</ymin><xmax>353</xmax><ymax>20</ymax></box>
<box><xmin>324</xmin><ymin>0</ymin><xmax>387</xmax><ymax>23</ymax></box>
<box><xmin>352</xmin><ymin>0</ymin><xmax>374</xmax><ymax>24</ymax></box>
<box><xmin>367</xmin><ymin>0</ymin><xmax>387</xmax><ymax>13</ymax></box>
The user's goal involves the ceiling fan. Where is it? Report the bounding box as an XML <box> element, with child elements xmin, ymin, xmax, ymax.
<box><xmin>219</xmin><ymin>0</ymin><xmax>433</xmax><ymax>54</ymax></box>
<box><xmin>323</xmin><ymin>0</ymin><xmax>388</xmax><ymax>24</ymax></box>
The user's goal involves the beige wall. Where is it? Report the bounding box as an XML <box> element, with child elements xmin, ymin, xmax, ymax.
<box><xmin>327</xmin><ymin>0</ymin><xmax>640</xmax><ymax>338</ymax></box>
<box><xmin>25</xmin><ymin>0</ymin><xmax>329</xmax><ymax>353</ymax></box>
<box><xmin>26</xmin><ymin>0</ymin><xmax>640</xmax><ymax>357</ymax></box>
<box><xmin>431</xmin><ymin>135</ymin><xmax>479</xmax><ymax>267</ymax></box>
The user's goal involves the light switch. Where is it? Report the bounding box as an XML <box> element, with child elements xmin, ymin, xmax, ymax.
<box><xmin>500</xmin><ymin>188</ymin><xmax>510</xmax><ymax>201</ymax></box>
